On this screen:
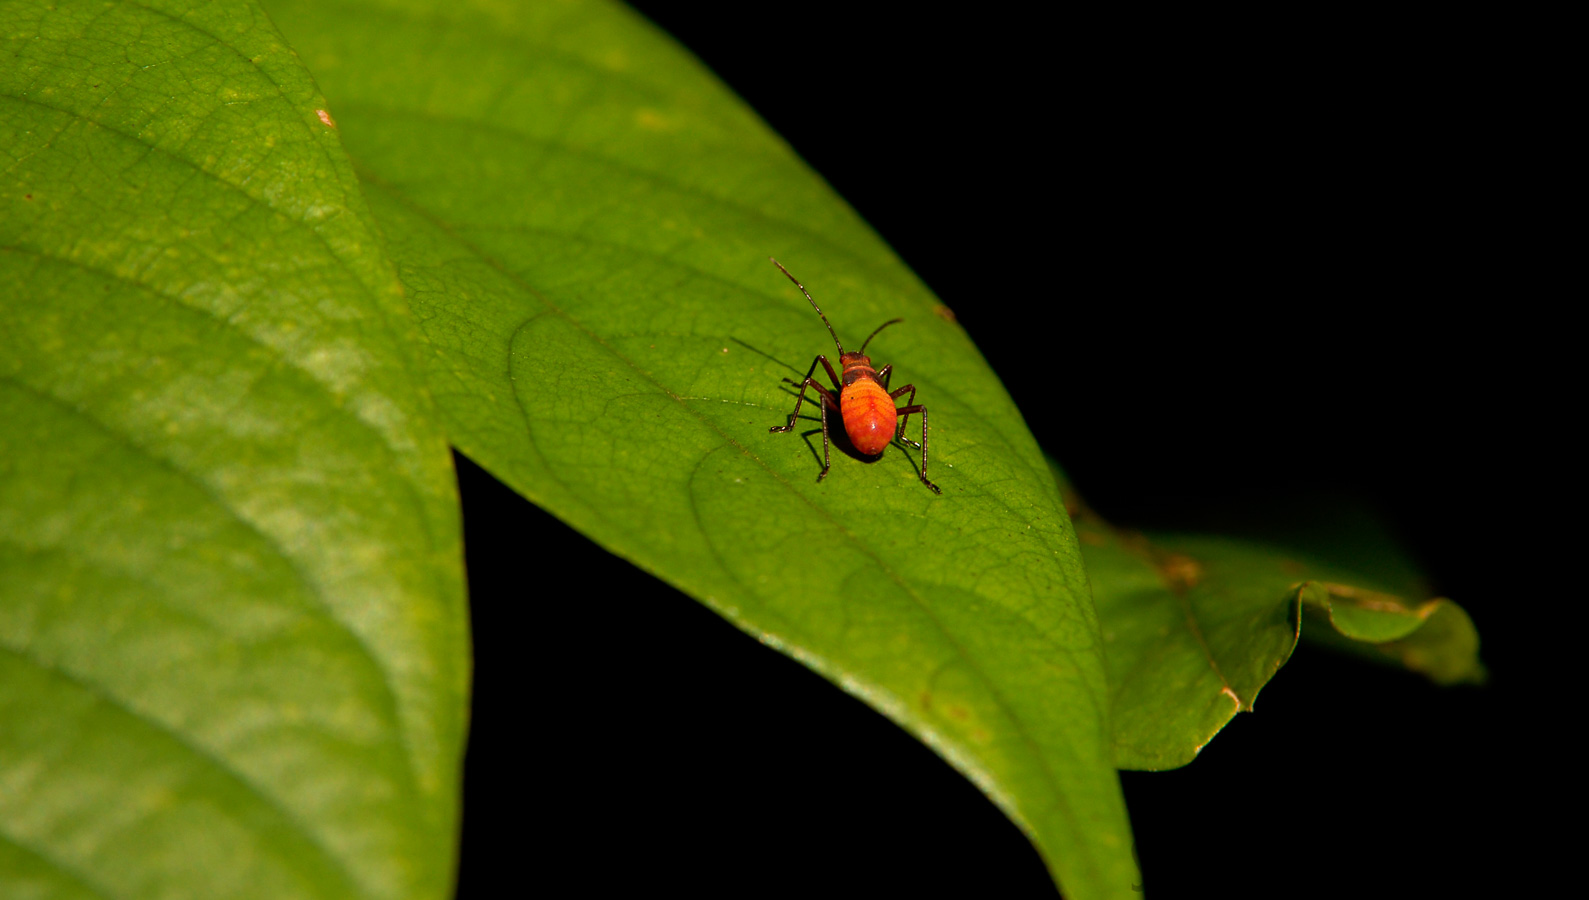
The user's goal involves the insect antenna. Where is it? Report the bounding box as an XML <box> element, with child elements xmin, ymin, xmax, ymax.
<box><xmin>770</xmin><ymin>257</ymin><xmax>844</xmax><ymax>355</ymax></box>
<box><xmin>858</xmin><ymin>318</ymin><xmax>903</xmax><ymax>354</ymax></box>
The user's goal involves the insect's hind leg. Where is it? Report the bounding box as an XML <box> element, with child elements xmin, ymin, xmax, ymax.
<box><xmin>814</xmin><ymin>389</ymin><xmax>833</xmax><ymax>481</ymax></box>
<box><xmin>889</xmin><ymin>384</ymin><xmax>921</xmax><ymax>449</ymax></box>
<box><xmin>895</xmin><ymin>404</ymin><xmax>940</xmax><ymax>494</ymax></box>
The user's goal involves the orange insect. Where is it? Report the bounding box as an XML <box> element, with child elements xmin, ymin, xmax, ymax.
<box><xmin>767</xmin><ymin>258</ymin><xmax>940</xmax><ymax>494</ymax></box>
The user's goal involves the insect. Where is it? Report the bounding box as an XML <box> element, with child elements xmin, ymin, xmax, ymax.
<box><xmin>767</xmin><ymin>257</ymin><xmax>940</xmax><ymax>494</ymax></box>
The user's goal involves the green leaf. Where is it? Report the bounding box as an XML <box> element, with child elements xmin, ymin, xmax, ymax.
<box><xmin>257</xmin><ymin>0</ymin><xmax>1137</xmax><ymax>894</ymax></box>
<box><xmin>1296</xmin><ymin>579</ymin><xmax>1484</xmax><ymax>686</ymax></box>
<box><xmin>1055</xmin><ymin>465</ymin><xmax>1484</xmax><ymax>771</ymax></box>
<box><xmin>0</xmin><ymin>2</ymin><xmax>467</xmax><ymax>898</ymax></box>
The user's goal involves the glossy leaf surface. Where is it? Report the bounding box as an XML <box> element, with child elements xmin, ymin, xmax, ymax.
<box><xmin>258</xmin><ymin>0</ymin><xmax>1137</xmax><ymax>894</ymax></box>
<box><xmin>1063</xmin><ymin>469</ymin><xmax>1484</xmax><ymax>771</ymax></box>
<box><xmin>1</xmin><ymin>2</ymin><xmax>468</xmax><ymax>898</ymax></box>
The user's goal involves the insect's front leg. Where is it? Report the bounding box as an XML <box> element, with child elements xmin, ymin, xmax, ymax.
<box><xmin>770</xmin><ymin>355</ymin><xmax>839</xmax><ymax>433</ymax></box>
<box><xmin>877</xmin><ymin>363</ymin><xmax>893</xmax><ymax>391</ymax></box>
<box><xmin>889</xmin><ymin>383</ymin><xmax>920</xmax><ymax>448</ymax></box>
<box><xmin>770</xmin><ymin>356</ymin><xmax>841</xmax><ymax>482</ymax></box>
<box><xmin>773</xmin><ymin>376</ymin><xmax>839</xmax><ymax>482</ymax></box>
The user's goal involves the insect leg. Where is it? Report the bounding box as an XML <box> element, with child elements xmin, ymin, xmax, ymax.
<box><xmin>817</xmin><ymin>355</ymin><xmax>844</xmax><ymax>395</ymax></box>
<box><xmin>771</xmin><ymin>368</ymin><xmax>840</xmax><ymax>481</ymax></box>
<box><xmin>816</xmin><ymin>386</ymin><xmax>833</xmax><ymax>482</ymax></box>
<box><xmin>877</xmin><ymin>364</ymin><xmax>893</xmax><ymax>390</ymax></box>
<box><xmin>770</xmin><ymin>355</ymin><xmax>838</xmax><ymax>433</ymax></box>
<box><xmin>889</xmin><ymin>384</ymin><xmax>920</xmax><ymax>448</ymax></box>
<box><xmin>895</xmin><ymin>404</ymin><xmax>940</xmax><ymax>494</ymax></box>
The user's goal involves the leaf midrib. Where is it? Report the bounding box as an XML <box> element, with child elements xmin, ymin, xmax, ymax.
<box><xmin>355</xmin><ymin>159</ymin><xmax>1103</xmax><ymax>872</ymax></box>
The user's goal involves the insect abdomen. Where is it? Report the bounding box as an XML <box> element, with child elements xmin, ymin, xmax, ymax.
<box><xmin>841</xmin><ymin>379</ymin><xmax>897</xmax><ymax>456</ymax></box>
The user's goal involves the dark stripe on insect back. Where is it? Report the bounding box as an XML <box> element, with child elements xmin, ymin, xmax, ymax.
<box><xmin>841</xmin><ymin>364</ymin><xmax>876</xmax><ymax>386</ymax></box>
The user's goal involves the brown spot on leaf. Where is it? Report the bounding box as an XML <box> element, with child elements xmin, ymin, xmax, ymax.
<box><xmin>1156</xmin><ymin>552</ymin><xmax>1202</xmax><ymax>593</ymax></box>
<box><xmin>934</xmin><ymin>304</ymin><xmax>958</xmax><ymax>323</ymax></box>
<box><xmin>635</xmin><ymin>108</ymin><xmax>677</xmax><ymax>131</ymax></box>
<box><xmin>1306</xmin><ymin>581</ymin><xmax>1423</xmax><ymax>616</ymax></box>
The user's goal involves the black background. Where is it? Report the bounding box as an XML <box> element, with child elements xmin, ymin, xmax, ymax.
<box><xmin>457</xmin><ymin>6</ymin><xmax>1540</xmax><ymax>897</ymax></box>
